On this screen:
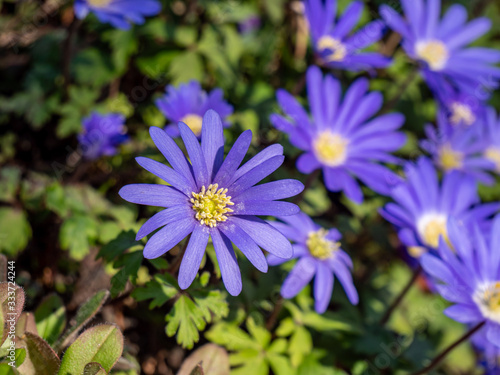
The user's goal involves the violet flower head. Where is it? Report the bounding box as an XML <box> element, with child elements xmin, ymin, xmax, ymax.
<box><xmin>482</xmin><ymin>107</ymin><xmax>500</xmax><ymax>175</ymax></box>
<box><xmin>421</xmin><ymin>216</ymin><xmax>500</xmax><ymax>348</ymax></box>
<box><xmin>267</xmin><ymin>213</ymin><xmax>358</xmax><ymax>313</ymax></box>
<box><xmin>270</xmin><ymin>66</ymin><xmax>406</xmax><ymax>203</ymax></box>
<box><xmin>380</xmin><ymin>157</ymin><xmax>499</xmax><ymax>259</ymax></box>
<box><xmin>381</xmin><ymin>0</ymin><xmax>500</xmax><ymax>93</ymax></box>
<box><xmin>305</xmin><ymin>0</ymin><xmax>391</xmax><ymax>71</ymax></box>
<box><xmin>119</xmin><ymin>110</ymin><xmax>304</xmax><ymax>296</ymax></box>
<box><xmin>421</xmin><ymin>112</ymin><xmax>496</xmax><ymax>185</ymax></box>
<box><xmin>74</xmin><ymin>0</ymin><xmax>161</xmax><ymax>30</ymax></box>
<box><xmin>78</xmin><ymin>112</ymin><xmax>128</xmax><ymax>160</ymax></box>
<box><xmin>155</xmin><ymin>80</ymin><xmax>233</xmax><ymax>138</ymax></box>
<box><xmin>472</xmin><ymin>329</ymin><xmax>500</xmax><ymax>374</ymax></box>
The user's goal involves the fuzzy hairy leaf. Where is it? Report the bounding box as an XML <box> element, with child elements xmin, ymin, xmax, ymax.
<box><xmin>34</xmin><ymin>294</ymin><xmax>66</xmax><ymax>346</ymax></box>
<box><xmin>17</xmin><ymin>332</ymin><xmax>60</xmax><ymax>375</ymax></box>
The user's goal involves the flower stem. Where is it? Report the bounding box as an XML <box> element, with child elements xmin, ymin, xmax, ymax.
<box><xmin>409</xmin><ymin>321</ymin><xmax>486</xmax><ymax>375</ymax></box>
<box><xmin>266</xmin><ymin>295</ymin><xmax>284</xmax><ymax>330</ymax></box>
<box><xmin>168</xmin><ymin>235</ymin><xmax>191</xmax><ymax>275</ymax></box>
<box><xmin>62</xmin><ymin>17</ymin><xmax>81</xmax><ymax>99</ymax></box>
<box><xmin>379</xmin><ymin>265</ymin><xmax>422</xmax><ymax>325</ymax></box>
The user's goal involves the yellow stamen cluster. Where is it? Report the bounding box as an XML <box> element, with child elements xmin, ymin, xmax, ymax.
<box><xmin>88</xmin><ymin>0</ymin><xmax>112</xmax><ymax>7</ymax></box>
<box><xmin>306</xmin><ymin>229</ymin><xmax>340</xmax><ymax>260</ymax></box>
<box><xmin>450</xmin><ymin>103</ymin><xmax>476</xmax><ymax>126</ymax></box>
<box><xmin>474</xmin><ymin>282</ymin><xmax>500</xmax><ymax>323</ymax></box>
<box><xmin>416</xmin><ymin>40</ymin><xmax>449</xmax><ymax>71</ymax></box>
<box><xmin>485</xmin><ymin>147</ymin><xmax>500</xmax><ymax>173</ymax></box>
<box><xmin>438</xmin><ymin>144</ymin><xmax>464</xmax><ymax>171</ymax></box>
<box><xmin>421</xmin><ymin>218</ymin><xmax>450</xmax><ymax>249</ymax></box>
<box><xmin>181</xmin><ymin>114</ymin><xmax>203</xmax><ymax>136</ymax></box>
<box><xmin>313</xmin><ymin>131</ymin><xmax>349</xmax><ymax>167</ymax></box>
<box><xmin>191</xmin><ymin>184</ymin><xmax>234</xmax><ymax>227</ymax></box>
<box><xmin>317</xmin><ymin>36</ymin><xmax>348</xmax><ymax>62</ymax></box>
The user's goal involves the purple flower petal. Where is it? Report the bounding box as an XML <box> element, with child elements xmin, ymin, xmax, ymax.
<box><xmin>219</xmin><ymin>222</ymin><xmax>268</xmax><ymax>273</ymax></box>
<box><xmin>234</xmin><ymin>180</ymin><xmax>304</xmax><ymax>202</ymax></box>
<box><xmin>230</xmin><ymin>144</ymin><xmax>283</xmax><ymax>184</ymax></box>
<box><xmin>297</xmin><ymin>153</ymin><xmax>321</xmax><ymax>174</ymax></box>
<box><xmin>210</xmin><ymin>228</ymin><xmax>242</xmax><ymax>296</ymax></box>
<box><xmin>486</xmin><ymin>323</ymin><xmax>500</xmax><ymax>348</ymax></box>
<box><xmin>232</xmin><ymin>201</ymin><xmax>300</xmax><ymax>216</ymax></box>
<box><xmin>119</xmin><ymin>184</ymin><xmax>188</xmax><ymax>207</ymax></box>
<box><xmin>135</xmin><ymin>157</ymin><xmax>193</xmax><ymax>195</ymax></box>
<box><xmin>178</xmin><ymin>225</ymin><xmax>210</xmax><ymax>289</ymax></box>
<box><xmin>443</xmin><ymin>304</ymin><xmax>483</xmax><ymax>324</ymax></box>
<box><xmin>314</xmin><ymin>262</ymin><xmax>334</xmax><ymax>313</ymax></box>
<box><xmin>143</xmin><ymin>218</ymin><xmax>195</xmax><ymax>259</ymax></box>
<box><xmin>213</xmin><ymin>130</ymin><xmax>252</xmax><ymax>187</ymax></box>
<box><xmin>136</xmin><ymin>205</ymin><xmax>193</xmax><ymax>240</ymax></box>
<box><xmin>201</xmin><ymin>109</ymin><xmax>224</xmax><ymax>180</ymax></box>
<box><xmin>281</xmin><ymin>257</ymin><xmax>317</xmax><ymax>299</ymax></box>
<box><xmin>178</xmin><ymin>122</ymin><xmax>210</xmax><ymax>189</ymax></box>
<box><xmin>230</xmin><ymin>216</ymin><xmax>293</xmax><ymax>259</ymax></box>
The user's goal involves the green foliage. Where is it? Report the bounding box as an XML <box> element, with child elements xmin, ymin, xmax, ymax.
<box><xmin>34</xmin><ymin>295</ymin><xmax>66</xmax><ymax>346</ymax></box>
<box><xmin>0</xmin><ymin>208</ymin><xmax>32</xmax><ymax>256</ymax></box>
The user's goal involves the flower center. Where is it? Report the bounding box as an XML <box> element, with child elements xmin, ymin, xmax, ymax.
<box><xmin>191</xmin><ymin>184</ymin><xmax>234</xmax><ymax>227</ymax></box>
<box><xmin>417</xmin><ymin>214</ymin><xmax>449</xmax><ymax>249</ymax></box>
<box><xmin>474</xmin><ymin>282</ymin><xmax>500</xmax><ymax>324</ymax></box>
<box><xmin>317</xmin><ymin>36</ymin><xmax>347</xmax><ymax>62</ymax></box>
<box><xmin>450</xmin><ymin>102</ymin><xmax>475</xmax><ymax>126</ymax></box>
<box><xmin>313</xmin><ymin>131</ymin><xmax>348</xmax><ymax>167</ymax></box>
<box><xmin>181</xmin><ymin>114</ymin><xmax>203</xmax><ymax>136</ymax></box>
<box><xmin>306</xmin><ymin>229</ymin><xmax>340</xmax><ymax>260</ymax></box>
<box><xmin>485</xmin><ymin>147</ymin><xmax>500</xmax><ymax>173</ymax></box>
<box><xmin>438</xmin><ymin>144</ymin><xmax>464</xmax><ymax>171</ymax></box>
<box><xmin>87</xmin><ymin>0</ymin><xmax>112</xmax><ymax>7</ymax></box>
<box><xmin>416</xmin><ymin>40</ymin><xmax>449</xmax><ymax>71</ymax></box>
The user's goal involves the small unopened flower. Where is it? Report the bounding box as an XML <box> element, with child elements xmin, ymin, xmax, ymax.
<box><xmin>380</xmin><ymin>157</ymin><xmax>499</xmax><ymax>258</ymax></box>
<box><xmin>78</xmin><ymin>112</ymin><xmax>128</xmax><ymax>160</ymax></box>
<box><xmin>74</xmin><ymin>0</ymin><xmax>161</xmax><ymax>30</ymax></box>
<box><xmin>421</xmin><ymin>216</ymin><xmax>500</xmax><ymax>348</ymax></box>
<box><xmin>271</xmin><ymin>66</ymin><xmax>406</xmax><ymax>203</ymax></box>
<box><xmin>482</xmin><ymin>107</ymin><xmax>500</xmax><ymax>174</ymax></box>
<box><xmin>119</xmin><ymin>110</ymin><xmax>304</xmax><ymax>296</ymax></box>
<box><xmin>155</xmin><ymin>80</ymin><xmax>233</xmax><ymax>138</ymax></box>
<box><xmin>267</xmin><ymin>213</ymin><xmax>358</xmax><ymax>313</ymax></box>
<box><xmin>305</xmin><ymin>0</ymin><xmax>391</xmax><ymax>71</ymax></box>
<box><xmin>381</xmin><ymin>0</ymin><xmax>500</xmax><ymax>93</ymax></box>
<box><xmin>421</xmin><ymin>112</ymin><xmax>495</xmax><ymax>185</ymax></box>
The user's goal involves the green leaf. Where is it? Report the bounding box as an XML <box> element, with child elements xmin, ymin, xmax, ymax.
<box><xmin>205</xmin><ymin>323</ymin><xmax>260</xmax><ymax>352</ymax></box>
<box><xmin>15</xmin><ymin>312</ymin><xmax>38</xmax><ymax>338</ymax></box>
<box><xmin>0</xmin><ymin>282</ymin><xmax>26</xmax><ymax>344</ymax></box>
<box><xmin>44</xmin><ymin>182</ymin><xmax>68</xmax><ymax>218</ymax></box>
<box><xmin>168</xmin><ymin>51</ymin><xmax>204</xmax><ymax>85</ymax></box>
<box><xmin>18</xmin><ymin>332</ymin><xmax>60</xmax><ymax>375</ymax></box>
<box><xmin>58</xmin><ymin>324</ymin><xmax>123</xmax><ymax>375</ymax></box>
<box><xmin>0</xmin><ymin>207</ymin><xmax>32</xmax><ymax>256</ymax></box>
<box><xmin>97</xmin><ymin>230</ymin><xmax>138</xmax><ymax>262</ymax></box>
<box><xmin>54</xmin><ymin>290</ymin><xmax>109</xmax><ymax>352</ymax></box>
<box><xmin>73</xmin><ymin>48</ymin><xmax>116</xmax><ymax>88</ymax></box>
<box><xmin>59</xmin><ymin>214</ymin><xmax>98</xmax><ymax>260</ymax></box>
<box><xmin>0</xmin><ymin>167</ymin><xmax>21</xmax><ymax>203</ymax></box>
<box><xmin>177</xmin><ymin>344</ymin><xmax>230</xmax><ymax>375</ymax></box>
<box><xmin>131</xmin><ymin>274</ymin><xmax>178</xmax><ymax>309</ymax></box>
<box><xmin>165</xmin><ymin>295</ymin><xmax>205</xmax><ymax>350</ymax></box>
<box><xmin>56</xmin><ymin>87</ymin><xmax>99</xmax><ymax>138</ymax></box>
<box><xmin>102</xmin><ymin>29</ymin><xmax>139</xmax><ymax>74</ymax></box>
<box><xmin>288</xmin><ymin>326</ymin><xmax>312</xmax><ymax>367</ymax></box>
<box><xmin>34</xmin><ymin>294</ymin><xmax>66</xmax><ymax>346</ymax></box>
<box><xmin>110</xmin><ymin>251</ymin><xmax>142</xmax><ymax>298</ymax></box>
<box><xmin>83</xmin><ymin>362</ymin><xmax>107</xmax><ymax>375</ymax></box>
<box><xmin>0</xmin><ymin>363</ymin><xmax>20</xmax><ymax>375</ymax></box>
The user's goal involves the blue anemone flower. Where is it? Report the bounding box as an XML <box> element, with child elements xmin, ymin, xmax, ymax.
<box><xmin>423</xmin><ymin>71</ymin><xmax>486</xmax><ymax>128</ymax></box>
<box><xmin>155</xmin><ymin>80</ymin><xmax>233</xmax><ymax>138</ymax></box>
<box><xmin>305</xmin><ymin>0</ymin><xmax>391</xmax><ymax>71</ymax></box>
<box><xmin>482</xmin><ymin>107</ymin><xmax>500</xmax><ymax>176</ymax></box>
<box><xmin>270</xmin><ymin>66</ymin><xmax>406</xmax><ymax>203</ymax></box>
<box><xmin>119</xmin><ymin>110</ymin><xmax>304</xmax><ymax>296</ymax></box>
<box><xmin>421</xmin><ymin>216</ymin><xmax>500</xmax><ymax>348</ymax></box>
<box><xmin>472</xmin><ymin>329</ymin><xmax>500</xmax><ymax>374</ymax></box>
<box><xmin>267</xmin><ymin>213</ymin><xmax>358</xmax><ymax>313</ymax></box>
<box><xmin>381</xmin><ymin>0</ymin><xmax>500</xmax><ymax>93</ymax></box>
<box><xmin>74</xmin><ymin>0</ymin><xmax>161</xmax><ymax>30</ymax></box>
<box><xmin>380</xmin><ymin>157</ymin><xmax>499</xmax><ymax>259</ymax></box>
<box><xmin>421</xmin><ymin>112</ymin><xmax>496</xmax><ymax>185</ymax></box>
<box><xmin>78</xmin><ymin>112</ymin><xmax>128</xmax><ymax>160</ymax></box>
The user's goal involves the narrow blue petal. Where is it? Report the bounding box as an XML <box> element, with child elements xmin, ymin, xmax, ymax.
<box><xmin>219</xmin><ymin>222</ymin><xmax>268</xmax><ymax>273</ymax></box>
<box><xmin>210</xmin><ymin>228</ymin><xmax>242</xmax><ymax>296</ymax></box>
<box><xmin>230</xmin><ymin>216</ymin><xmax>293</xmax><ymax>259</ymax></box>
<box><xmin>213</xmin><ymin>130</ymin><xmax>252</xmax><ymax>187</ymax></box>
<box><xmin>444</xmin><ymin>18</ymin><xmax>491</xmax><ymax>50</ymax></box>
<box><xmin>333</xmin><ymin>1</ymin><xmax>362</xmax><ymax>40</ymax></box>
<box><xmin>234</xmin><ymin>180</ymin><xmax>304</xmax><ymax>202</ymax></box>
<box><xmin>314</xmin><ymin>262</ymin><xmax>334</xmax><ymax>314</ymax></box>
<box><xmin>297</xmin><ymin>153</ymin><xmax>321</xmax><ymax>174</ymax></box>
<box><xmin>443</xmin><ymin>305</ymin><xmax>483</xmax><ymax>324</ymax></box>
<box><xmin>331</xmin><ymin>259</ymin><xmax>359</xmax><ymax>304</ymax></box>
<box><xmin>119</xmin><ymin>184</ymin><xmax>187</xmax><ymax>207</ymax></box>
<box><xmin>230</xmin><ymin>144</ymin><xmax>283</xmax><ymax>184</ymax></box>
<box><xmin>135</xmin><ymin>157</ymin><xmax>193</xmax><ymax>195</ymax></box>
<box><xmin>201</xmin><ymin>110</ymin><xmax>224</xmax><ymax>180</ymax></box>
<box><xmin>486</xmin><ymin>323</ymin><xmax>500</xmax><ymax>347</ymax></box>
<box><xmin>232</xmin><ymin>201</ymin><xmax>300</xmax><ymax>216</ymax></box>
<box><xmin>229</xmin><ymin>155</ymin><xmax>285</xmax><ymax>197</ymax></box>
<box><xmin>281</xmin><ymin>257</ymin><xmax>317</xmax><ymax>299</ymax></box>
<box><xmin>143</xmin><ymin>218</ymin><xmax>195</xmax><ymax>259</ymax></box>
<box><xmin>178</xmin><ymin>225</ymin><xmax>210</xmax><ymax>289</ymax></box>
<box><xmin>179</xmin><ymin>122</ymin><xmax>210</xmax><ymax>188</ymax></box>
<box><xmin>136</xmin><ymin>205</ymin><xmax>192</xmax><ymax>240</ymax></box>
